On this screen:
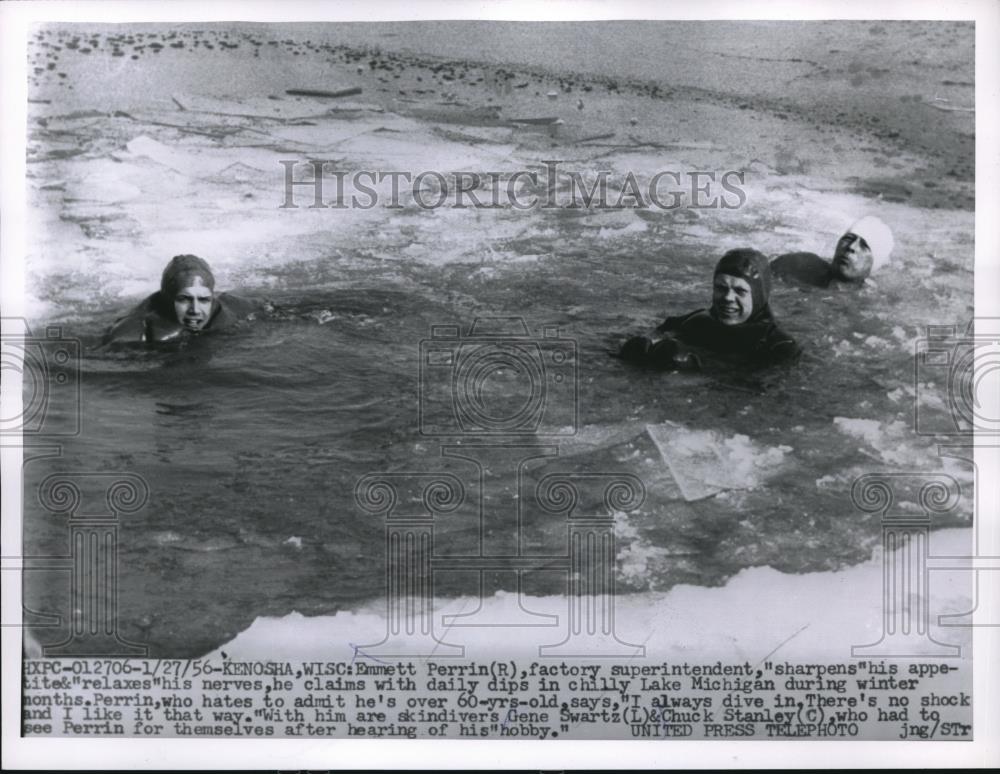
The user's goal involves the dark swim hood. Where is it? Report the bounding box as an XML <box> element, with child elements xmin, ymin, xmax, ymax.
<box><xmin>713</xmin><ymin>248</ymin><xmax>772</xmax><ymax>321</ymax></box>
<box><xmin>160</xmin><ymin>254</ymin><xmax>216</xmax><ymax>299</ymax></box>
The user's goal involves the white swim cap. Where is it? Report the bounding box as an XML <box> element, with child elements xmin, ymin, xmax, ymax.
<box><xmin>845</xmin><ymin>215</ymin><xmax>894</xmax><ymax>272</ymax></box>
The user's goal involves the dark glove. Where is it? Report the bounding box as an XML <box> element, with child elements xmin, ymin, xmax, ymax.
<box><xmin>671</xmin><ymin>349</ymin><xmax>702</xmax><ymax>371</ymax></box>
<box><xmin>619</xmin><ymin>335</ymin><xmax>652</xmax><ymax>362</ymax></box>
<box><xmin>649</xmin><ymin>339</ymin><xmax>701</xmax><ymax>371</ymax></box>
<box><xmin>646</xmin><ymin>338</ymin><xmax>679</xmax><ymax>368</ymax></box>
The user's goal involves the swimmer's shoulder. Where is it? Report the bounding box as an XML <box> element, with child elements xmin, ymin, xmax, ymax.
<box><xmin>770</xmin><ymin>252</ymin><xmax>832</xmax><ymax>287</ymax></box>
<box><xmin>216</xmin><ymin>292</ymin><xmax>261</xmax><ymax>315</ymax></box>
<box><xmin>206</xmin><ymin>293</ymin><xmax>269</xmax><ymax>330</ymax></box>
<box><xmin>761</xmin><ymin>323</ymin><xmax>801</xmax><ymax>364</ymax></box>
<box><xmin>656</xmin><ymin>308</ymin><xmax>708</xmax><ymax>334</ymax></box>
<box><xmin>102</xmin><ymin>293</ymin><xmax>174</xmax><ymax>345</ymax></box>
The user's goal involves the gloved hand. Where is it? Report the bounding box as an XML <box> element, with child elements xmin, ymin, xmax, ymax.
<box><xmin>618</xmin><ymin>335</ymin><xmax>652</xmax><ymax>362</ymax></box>
<box><xmin>649</xmin><ymin>338</ymin><xmax>701</xmax><ymax>371</ymax></box>
<box><xmin>647</xmin><ymin>337</ymin><xmax>679</xmax><ymax>368</ymax></box>
<box><xmin>671</xmin><ymin>349</ymin><xmax>702</xmax><ymax>371</ymax></box>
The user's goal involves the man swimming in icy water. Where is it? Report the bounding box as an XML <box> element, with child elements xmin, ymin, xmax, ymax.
<box><xmin>770</xmin><ymin>215</ymin><xmax>894</xmax><ymax>288</ymax></box>
<box><xmin>618</xmin><ymin>248</ymin><xmax>800</xmax><ymax>369</ymax></box>
<box><xmin>103</xmin><ymin>254</ymin><xmax>260</xmax><ymax>344</ymax></box>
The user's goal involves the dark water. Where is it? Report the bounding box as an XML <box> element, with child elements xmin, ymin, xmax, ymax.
<box><xmin>22</xmin><ymin>243</ymin><xmax>973</xmax><ymax>656</ymax></box>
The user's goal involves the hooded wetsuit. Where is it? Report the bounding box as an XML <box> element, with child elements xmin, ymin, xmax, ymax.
<box><xmin>620</xmin><ymin>248</ymin><xmax>800</xmax><ymax>368</ymax></box>
<box><xmin>102</xmin><ymin>255</ymin><xmax>259</xmax><ymax>344</ymax></box>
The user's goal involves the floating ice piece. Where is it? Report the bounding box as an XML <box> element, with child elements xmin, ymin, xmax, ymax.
<box><xmin>265</xmin><ymin>116</ymin><xmax>422</xmax><ymax>149</ymax></box>
<box><xmin>204</xmin><ymin>161</ymin><xmax>273</xmax><ymax>185</ymax></box>
<box><xmin>172</xmin><ymin>92</ymin><xmax>382</xmax><ymax>120</ymax></box>
<box><xmin>509</xmin><ymin>116</ymin><xmax>561</xmax><ymax>125</ymax></box>
<box><xmin>863</xmin><ymin>335</ymin><xmax>891</xmax><ymax>349</ymax></box>
<box><xmin>286</xmin><ymin>87</ymin><xmax>363</xmax><ymax>99</ymax></box>
<box><xmin>335</xmin><ymin>131</ymin><xmax>517</xmax><ymax>171</ymax></box>
<box><xmin>543</xmin><ymin>421</ymin><xmax>647</xmax><ymax>461</ymax></box>
<box><xmin>646</xmin><ymin>422</ymin><xmax>734</xmax><ymax>501</ymax></box>
<box><xmin>265</xmin><ymin>122</ymin><xmax>380</xmax><ymax>148</ymax></box>
<box><xmin>597</xmin><ymin>218</ymin><xmax>648</xmax><ymax>239</ymax></box>
<box><xmin>71</xmin><ymin>159</ymin><xmax>143</xmax><ymax>202</ymax></box>
<box><xmin>645</xmin><ymin>421</ymin><xmax>791</xmax><ymax>501</ymax></box>
<box><xmin>124</xmin><ymin>135</ymin><xmax>207</xmax><ymax>176</ymax></box>
<box><xmin>832</xmin><ymin>417</ymin><xmax>933</xmax><ymax>466</ymax></box>
<box><xmin>928</xmin><ymin>102</ymin><xmax>974</xmax><ymax>113</ymax></box>
<box><xmin>123</xmin><ymin>135</ymin><xmax>283</xmax><ymax>178</ymax></box>
<box><xmin>406</xmin><ymin>104</ymin><xmax>503</xmax><ymax>126</ymax></box>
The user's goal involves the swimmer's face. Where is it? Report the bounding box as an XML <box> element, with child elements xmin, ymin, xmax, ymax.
<box><xmin>832</xmin><ymin>232</ymin><xmax>874</xmax><ymax>281</ymax></box>
<box><xmin>712</xmin><ymin>274</ymin><xmax>753</xmax><ymax>326</ymax></box>
<box><xmin>173</xmin><ymin>279</ymin><xmax>214</xmax><ymax>332</ymax></box>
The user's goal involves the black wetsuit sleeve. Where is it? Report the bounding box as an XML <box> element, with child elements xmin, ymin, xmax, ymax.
<box><xmin>204</xmin><ymin>293</ymin><xmax>267</xmax><ymax>331</ymax></box>
<box><xmin>770</xmin><ymin>253</ymin><xmax>832</xmax><ymax>288</ymax></box>
<box><xmin>102</xmin><ymin>314</ymin><xmax>145</xmax><ymax>345</ymax></box>
<box><xmin>619</xmin><ymin>311</ymin><xmax>693</xmax><ymax>365</ymax></box>
<box><xmin>102</xmin><ymin>293</ymin><xmax>162</xmax><ymax>344</ymax></box>
<box><xmin>216</xmin><ymin>293</ymin><xmax>263</xmax><ymax>318</ymax></box>
<box><xmin>752</xmin><ymin>324</ymin><xmax>801</xmax><ymax>366</ymax></box>
<box><xmin>655</xmin><ymin>310</ymin><xmax>701</xmax><ymax>334</ymax></box>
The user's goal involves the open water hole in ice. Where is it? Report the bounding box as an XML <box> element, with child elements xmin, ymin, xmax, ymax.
<box><xmin>22</xmin><ymin>243</ymin><xmax>971</xmax><ymax>656</ymax></box>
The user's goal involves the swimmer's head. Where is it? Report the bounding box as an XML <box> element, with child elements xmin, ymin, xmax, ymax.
<box><xmin>711</xmin><ymin>248</ymin><xmax>771</xmax><ymax>326</ymax></box>
<box><xmin>172</xmin><ymin>278</ymin><xmax>215</xmax><ymax>332</ymax></box>
<box><xmin>832</xmin><ymin>216</ymin><xmax>894</xmax><ymax>281</ymax></box>
<box><xmin>161</xmin><ymin>254</ymin><xmax>216</xmax><ymax>331</ymax></box>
